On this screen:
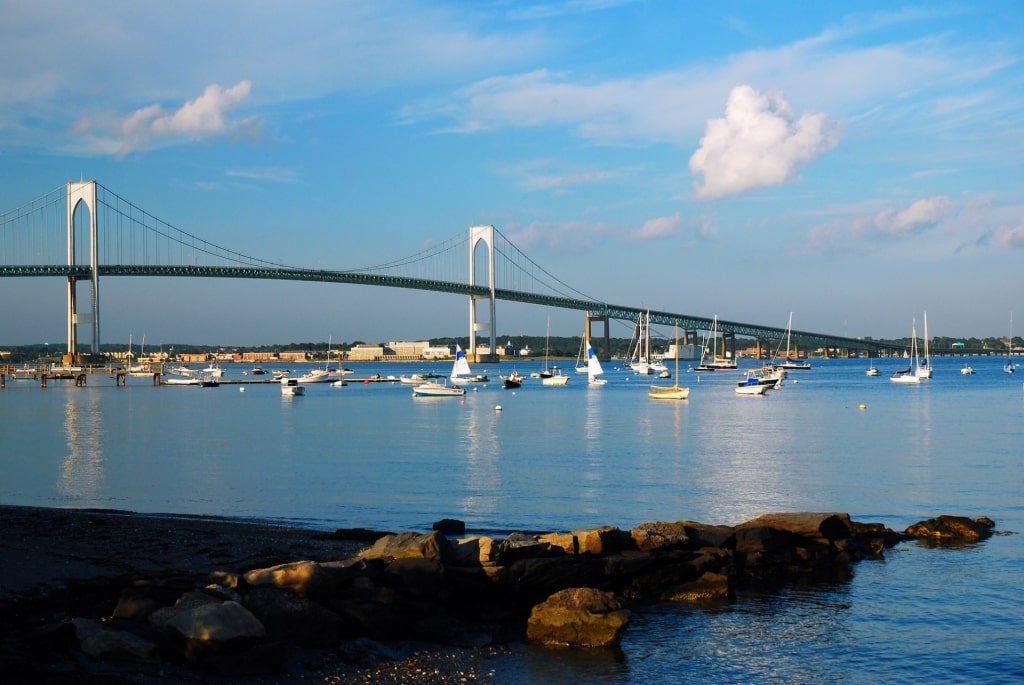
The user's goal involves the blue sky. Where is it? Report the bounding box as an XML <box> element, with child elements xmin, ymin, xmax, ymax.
<box><xmin>2</xmin><ymin>1</ymin><xmax>1022</xmax><ymax>347</ymax></box>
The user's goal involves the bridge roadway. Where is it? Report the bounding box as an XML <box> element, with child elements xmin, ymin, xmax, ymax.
<box><xmin>1</xmin><ymin>263</ymin><xmax>903</xmax><ymax>355</ymax></box>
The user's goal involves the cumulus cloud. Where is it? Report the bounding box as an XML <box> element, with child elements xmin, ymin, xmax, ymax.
<box><xmin>688</xmin><ymin>85</ymin><xmax>841</xmax><ymax>199</ymax></box>
<box><xmin>503</xmin><ymin>219</ymin><xmax>614</xmax><ymax>252</ymax></box>
<box><xmin>72</xmin><ymin>81</ymin><xmax>257</xmax><ymax>157</ymax></box>
<box><xmin>806</xmin><ymin>196</ymin><xmax>955</xmax><ymax>252</ymax></box>
<box><xmin>630</xmin><ymin>213</ymin><xmax>681</xmax><ymax>241</ymax></box>
<box><xmin>987</xmin><ymin>220</ymin><xmax>1024</xmax><ymax>249</ymax></box>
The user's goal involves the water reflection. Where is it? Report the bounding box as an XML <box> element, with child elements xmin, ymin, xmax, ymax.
<box><xmin>59</xmin><ymin>388</ymin><xmax>106</xmax><ymax>503</ymax></box>
<box><xmin>459</xmin><ymin>392</ymin><xmax>502</xmax><ymax>521</ymax></box>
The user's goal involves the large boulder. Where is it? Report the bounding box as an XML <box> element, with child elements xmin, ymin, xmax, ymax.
<box><xmin>905</xmin><ymin>515</ymin><xmax>995</xmax><ymax>542</ymax></box>
<box><xmin>163</xmin><ymin>600</ymin><xmax>266</xmax><ymax>664</ymax></box>
<box><xmin>737</xmin><ymin>513</ymin><xmax>853</xmax><ymax>541</ymax></box>
<box><xmin>526</xmin><ymin>587</ymin><xmax>631</xmax><ymax>648</ymax></box>
<box><xmin>244</xmin><ymin>560</ymin><xmax>334</xmax><ymax>598</ymax></box>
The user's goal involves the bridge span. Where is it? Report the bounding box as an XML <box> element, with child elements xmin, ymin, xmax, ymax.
<box><xmin>0</xmin><ymin>181</ymin><xmax>902</xmax><ymax>361</ymax></box>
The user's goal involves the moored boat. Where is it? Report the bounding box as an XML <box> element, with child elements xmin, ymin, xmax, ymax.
<box><xmin>735</xmin><ymin>377</ymin><xmax>770</xmax><ymax>395</ymax></box>
<box><xmin>280</xmin><ymin>377</ymin><xmax>305</xmax><ymax>396</ymax></box>
<box><xmin>412</xmin><ymin>380</ymin><xmax>466</xmax><ymax>397</ymax></box>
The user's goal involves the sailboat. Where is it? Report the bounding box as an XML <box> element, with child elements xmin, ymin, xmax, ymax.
<box><xmin>866</xmin><ymin>358</ymin><xmax>880</xmax><ymax>377</ymax></box>
<box><xmin>1005</xmin><ymin>312</ymin><xmax>1016</xmax><ymax>374</ymax></box>
<box><xmin>532</xmin><ymin>317</ymin><xmax>554</xmax><ymax>379</ymax></box>
<box><xmin>648</xmin><ymin>323</ymin><xmax>690</xmax><ymax>400</ymax></box>
<box><xmin>627</xmin><ymin>311</ymin><xmax>654</xmax><ymax>375</ymax></box>
<box><xmin>574</xmin><ymin>336</ymin><xmax>589</xmax><ymax>374</ymax></box>
<box><xmin>890</xmin><ymin>318</ymin><xmax>922</xmax><ymax>384</ymax></box>
<box><xmin>450</xmin><ymin>344</ymin><xmax>487</xmax><ymax>383</ymax></box>
<box><xmin>127</xmin><ymin>334</ymin><xmax>152</xmax><ymax>376</ymax></box>
<box><xmin>695</xmin><ymin>315</ymin><xmax>736</xmax><ymax>371</ymax></box>
<box><xmin>586</xmin><ymin>342</ymin><xmax>607</xmax><ymax>386</ymax></box>
<box><xmin>774</xmin><ymin>312</ymin><xmax>811</xmax><ymax>370</ymax></box>
<box><xmin>916</xmin><ymin>311</ymin><xmax>933</xmax><ymax>378</ymax></box>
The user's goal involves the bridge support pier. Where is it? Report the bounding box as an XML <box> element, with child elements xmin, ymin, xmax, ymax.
<box><xmin>66</xmin><ymin>181</ymin><xmax>100</xmax><ymax>362</ymax></box>
<box><xmin>468</xmin><ymin>225</ymin><xmax>498</xmax><ymax>363</ymax></box>
<box><xmin>584</xmin><ymin>314</ymin><xmax>610</xmax><ymax>359</ymax></box>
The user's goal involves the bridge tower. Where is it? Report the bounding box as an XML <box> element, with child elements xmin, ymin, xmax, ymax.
<box><xmin>66</xmin><ymin>181</ymin><xmax>100</xmax><ymax>362</ymax></box>
<box><xmin>468</xmin><ymin>225</ymin><xmax>497</xmax><ymax>363</ymax></box>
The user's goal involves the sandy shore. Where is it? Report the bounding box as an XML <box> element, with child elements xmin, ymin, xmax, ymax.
<box><xmin>0</xmin><ymin>505</ymin><xmax>509</xmax><ymax>683</ymax></box>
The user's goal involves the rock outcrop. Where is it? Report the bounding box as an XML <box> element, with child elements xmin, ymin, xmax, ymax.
<box><xmin>49</xmin><ymin>512</ymin><xmax>994</xmax><ymax>676</ymax></box>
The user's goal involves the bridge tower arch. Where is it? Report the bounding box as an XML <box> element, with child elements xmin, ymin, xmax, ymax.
<box><xmin>468</xmin><ymin>225</ymin><xmax>497</xmax><ymax>363</ymax></box>
<box><xmin>66</xmin><ymin>180</ymin><xmax>100</xmax><ymax>361</ymax></box>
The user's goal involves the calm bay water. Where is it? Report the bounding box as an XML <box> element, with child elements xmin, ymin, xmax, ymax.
<box><xmin>3</xmin><ymin>355</ymin><xmax>1022</xmax><ymax>683</ymax></box>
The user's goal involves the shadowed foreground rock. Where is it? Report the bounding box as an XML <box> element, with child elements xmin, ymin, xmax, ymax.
<box><xmin>0</xmin><ymin>508</ymin><xmax>996</xmax><ymax>682</ymax></box>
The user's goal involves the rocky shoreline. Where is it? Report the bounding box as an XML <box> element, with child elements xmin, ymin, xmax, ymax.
<box><xmin>0</xmin><ymin>505</ymin><xmax>994</xmax><ymax>683</ymax></box>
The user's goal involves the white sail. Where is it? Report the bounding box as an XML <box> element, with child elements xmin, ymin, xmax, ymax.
<box><xmin>587</xmin><ymin>343</ymin><xmax>607</xmax><ymax>385</ymax></box>
<box><xmin>450</xmin><ymin>344</ymin><xmax>473</xmax><ymax>381</ymax></box>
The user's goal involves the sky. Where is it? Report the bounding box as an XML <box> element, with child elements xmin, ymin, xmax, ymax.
<box><xmin>2</xmin><ymin>0</ymin><xmax>1022</xmax><ymax>347</ymax></box>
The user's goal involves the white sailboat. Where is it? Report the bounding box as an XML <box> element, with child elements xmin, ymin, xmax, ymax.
<box><xmin>916</xmin><ymin>311</ymin><xmax>933</xmax><ymax>378</ymax></box>
<box><xmin>586</xmin><ymin>342</ymin><xmax>607</xmax><ymax>386</ymax></box>
<box><xmin>627</xmin><ymin>311</ymin><xmax>654</xmax><ymax>375</ymax></box>
<box><xmin>1005</xmin><ymin>312</ymin><xmax>1016</xmax><ymax>374</ymax></box>
<box><xmin>695</xmin><ymin>315</ymin><xmax>736</xmax><ymax>371</ymax></box>
<box><xmin>774</xmin><ymin>312</ymin><xmax>811</xmax><ymax>370</ymax></box>
<box><xmin>891</xmin><ymin>318</ymin><xmax>922</xmax><ymax>384</ymax></box>
<box><xmin>450</xmin><ymin>344</ymin><xmax>474</xmax><ymax>383</ymax></box>
<box><xmin>648</xmin><ymin>323</ymin><xmax>690</xmax><ymax>400</ymax></box>
<box><xmin>532</xmin><ymin>316</ymin><xmax>555</xmax><ymax>379</ymax></box>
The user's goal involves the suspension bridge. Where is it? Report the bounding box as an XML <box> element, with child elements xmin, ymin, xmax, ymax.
<box><xmin>1</xmin><ymin>180</ymin><xmax>894</xmax><ymax>363</ymax></box>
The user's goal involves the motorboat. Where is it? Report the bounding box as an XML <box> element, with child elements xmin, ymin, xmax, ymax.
<box><xmin>280</xmin><ymin>377</ymin><xmax>305</xmax><ymax>396</ymax></box>
<box><xmin>735</xmin><ymin>377</ymin><xmax>770</xmax><ymax>395</ymax></box>
<box><xmin>202</xmin><ymin>363</ymin><xmax>224</xmax><ymax>378</ymax></box>
<box><xmin>412</xmin><ymin>380</ymin><xmax>466</xmax><ymax>397</ymax></box>
<box><xmin>502</xmin><ymin>370</ymin><xmax>524</xmax><ymax>389</ymax></box>
<box><xmin>960</xmin><ymin>365</ymin><xmax>975</xmax><ymax>375</ymax></box>
<box><xmin>541</xmin><ymin>366</ymin><xmax>570</xmax><ymax>386</ymax></box>
<box><xmin>251</xmin><ymin>367</ymin><xmax>267</xmax><ymax>375</ymax></box>
<box><xmin>296</xmin><ymin>367</ymin><xmax>338</xmax><ymax>383</ymax></box>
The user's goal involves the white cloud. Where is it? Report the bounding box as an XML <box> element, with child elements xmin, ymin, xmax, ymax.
<box><xmin>630</xmin><ymin>213</ymin><xmax>681</xmax><ymax>241</ymax></box>
<box><xmin>503</xmin><ymin>219</ymin><xmax>614</xmax><ymax>252</ymax></box>
<box><xmin>519</xmin><ymin>170</ymin><xmax>612</xmax><ymax>192</ymax></box>
<box><xmin>69</xmin><ymin>81</ymin><xmax>257</xmax><ymax>157</ymax></box>
<box><xmin>986</xmin><ymin>219</ymin><xmax>1024</xmax><ymax>249</ymax></box>
<box><xmin>688</xmin><ymin>86</ymin><xmax>841</xmax><ymax>199</ymax></box>
<box><xmin>807</xmin><ymin>195</ymin><xmax>955</xmax><ymax>253</ymax></box>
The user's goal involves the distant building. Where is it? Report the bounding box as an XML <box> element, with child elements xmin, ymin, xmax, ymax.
<box><xmin>278</xmin><ymin>351</ymin><xmax>309</xmax><ymax>362</ymax></box>
<box><xmin>242</xmin><ymin>352</ymin><xmax>278</xmax><ymax>362</ymax></box>
<box><xmin>347</xmin><ymin>344</ymin><xmax>385</xmax><ymax>361</ymax></box>
<box><xmin>388</xmin><ymin>341</ymin><xmax>430</xmax><ymax>357</ymax></box>
<box><xmin>423</xmin><ymin>345</ymin><xmax>452</xmax><ymax>359</ymax></box>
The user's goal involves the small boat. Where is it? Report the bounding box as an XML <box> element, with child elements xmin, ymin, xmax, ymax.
<box><xmin>412</xmin><ymin>380</ymin><xmax>466</xmax><ymax>397</ymax></box>
<box><xmin>400</xmin><ymin>373</ymin><xmax>430</xmax><ymax>385</ymax></box>
<box><xmin>916</xmin><ymin>311</ymin><xmax>933</xmax><ymax>378</ymax></box>
<box><xmin>449</xmin><ymin>344</ymin><xmax>489</xmax><ymax>383</ymax></box>
<box><xmin>200</xmin><ymin>377</ymin><xmax>220</xmax><ymax>388</ymax></box>
<box><xmin>251</xmin><ymin>367</ymin><xmax>267</xmax><ymax>375</ymax></box>
<box><xmin>1005</xmin><ymin>312</ymin><xmax>1016</xmax><ymax>374</ymax></box>
<box><xmin>586</xmin><ymin>343</ymin><xmax>607</xmax><ymax>386</ymax></box>
<box><xmin>648</xmin><ymin>326</ymin><xmax>690</xmax><ymax>400</ymax></box>
<box><xmin>296</xmin><ymin>367</ymin><xmax>338</xmax><ymax>383</ymax></box>
<box><xmin>735</xmin><ymin>377</ymin><xmax>770</xmax><ymax>395</ymax></box>
<box><xmin>202</xmin><ymin>363</ymin><xmax>224</xmax><ymax>378</ymax></box>
<box><xmin>502</xmin><ymin>370</ymin><xmax>525</xmax><ymax>389</ymax></box>
<box><xmin>771</xmin><ymin>313</ymin><xmax>812</xmax><ymax>370</ymax></box>
<box><xmin>164</xmin><ymin>377</ymin><xmax>200</xmax><ymax>386</ymax></box>
<box><xmin>961</xmin><ymin>365</ymin><xmax>975</xmax><ymax>375</ymax></box>
<box><xmin>695</xmin><ymin>315</ymin><xmax>738</xmax><ymax>371</ymax></box>
<box><xmin>542</xmin><ymin>366</ymin><xmax>570</xmax><ymax>386</ymax></box>
<box><xmin>891</xmin><ymin>318</ymin><xmax>922</xmax><ymax>384</ymax></box>
<box><xmin>280</xmin><ymin>377</ymin><xmax>305</xmax><ymax>396</ymax></box>
<box><xmin>866</xmin><ymin>360</ymin><xmax>880</xmax><ymax>376</ymax></box>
